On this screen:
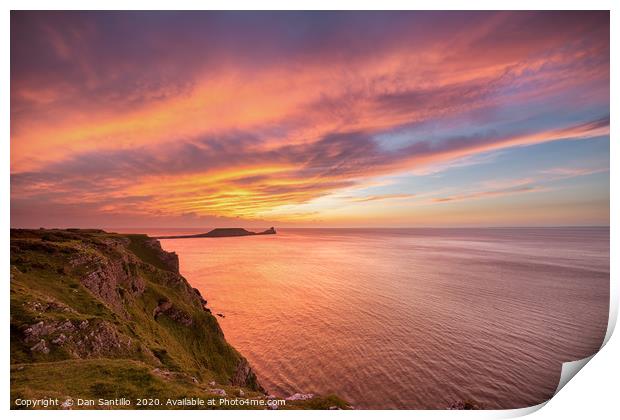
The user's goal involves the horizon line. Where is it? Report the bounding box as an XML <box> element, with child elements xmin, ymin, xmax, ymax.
<box><xmin>10</xmin><ymin>225</ymin><xmax>611</xmax><ymax>230</ymax></box>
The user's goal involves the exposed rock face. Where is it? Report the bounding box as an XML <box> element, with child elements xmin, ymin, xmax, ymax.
<box><xmin>74</xmin><ymin>238</ymin><xmax>146</xmax><ymax>318</ymax></box>
<box><xmin>143</xmin><ymin>238</ymin><xmax>180</xmax><ymax>272</ymax></box>
<box><xmin>30</xmin><ymin>339</ymin><xmax>50</xmax><ymax>354</ymax></box>
<box><xmin>193</xmin><ymin>288</ymin><xmax>207</xmax><ymax>306</ymax></box>
<box><xmin>147</xmin><ymin>268</ymin><xmax>208</xmax><ymax>311</ymax></box>
<box><xmin>23</xmin><ymin>318</ymin><xmax>153</xmax><ymax>360</ymax></box>
<box><xmin>80</xmin><ymin>259</ymin><xmax>145</xmax><ymax>317</ymax></box>
<box><xmin>231</xmin><ymin>357</ymin><xmax>264</xmax><ymax>392</ymax></box>
<box><xmin>153</xmin><ymin>298</ymin><xmax>193</xmax><ymax>326</ymax></box>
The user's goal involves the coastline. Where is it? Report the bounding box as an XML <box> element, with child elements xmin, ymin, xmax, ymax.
<box><xmin>10</xmin><ymin>228</ymin><xmax>349</xmax><ymax>410</ymax></box>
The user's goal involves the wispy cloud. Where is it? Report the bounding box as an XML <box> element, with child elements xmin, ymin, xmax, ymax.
<box><xmin>10</xmin><ymin>11</ymin><xmax>610</xmax><ymax>227</ymax></box>
<box><xmin>432</xmin><ymin>185</ymin><xmax>544</xmax><ymax>203</ymax></box>
<box><xmin>427</xmin><ymin>163</ymin><xmax>609</xmax><ymax>206</ymax></box>
<box><xmin>344</xmin><ymin>193</ymin><xmax>417</xmax><ymax>203</ymax></box>
<box><xmin>539</xmin><ymin>166</ymin><xmax>609</xmax><ymax>179</ymax></box>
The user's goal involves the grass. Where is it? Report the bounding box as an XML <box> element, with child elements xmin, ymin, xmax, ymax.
<box><xmin>10</xmin><ymin>359</ymin><xmax>349</xmax><ymax>410</ymax></box>
<box><xmin>11</xmin><ymin>359</ymin><xmax>220</xmax><ymax>410</ymax></box>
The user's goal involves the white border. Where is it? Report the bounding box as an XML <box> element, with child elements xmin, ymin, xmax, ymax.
<box><xmin>3</xmin><ymin>2</ymin><xmax>617</xmax><ymax>419</ymax></box>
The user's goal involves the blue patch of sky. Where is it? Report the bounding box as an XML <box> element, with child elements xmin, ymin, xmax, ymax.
<box><xmin>357</xmin><ymin>135</ymin><xmax>609</xmax><ymax>200</ymax></box>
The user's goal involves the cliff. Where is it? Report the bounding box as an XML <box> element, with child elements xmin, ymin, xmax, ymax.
<box><xmin>10</xmin><ymin>229</ymin><xmax>347</xmax><ymax>410</ymax></box>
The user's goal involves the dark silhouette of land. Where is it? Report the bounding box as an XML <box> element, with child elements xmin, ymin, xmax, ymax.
<box><xmin>155</xmin><ymin>227</ymin><xmax>276</xmax><ymax>239</ymax></box>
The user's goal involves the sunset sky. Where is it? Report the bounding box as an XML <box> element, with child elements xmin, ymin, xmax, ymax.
<box><xmin>11</xmin><ymin>11</ymin><xmax>609</xmax><ymax>228</ymax></box>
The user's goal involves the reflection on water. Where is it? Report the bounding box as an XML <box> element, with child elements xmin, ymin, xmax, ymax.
<box><xmin>124</xmin><ymin>227</ymin><xmax>608</xmax><ymax>409</ymax></box>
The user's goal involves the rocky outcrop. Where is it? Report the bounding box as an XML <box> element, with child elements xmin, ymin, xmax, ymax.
<box><xmin>286</xmin><ymin>393</ymin><xmax>315</xmax><ymax>401</ymax></box>
<box><xmin>24</xmin><ymin>298</ymin><xmax>76</xmax><ymax>315</ymax></box>
<box><xmin>152</xmin><ymin>297</ymin><xmax>193</xmax><ymax>326</ymax></box>
<box><xmin>71</xmin><ymin>237</ymin><xmax>146</xmax><ymax>318</ymax></box>
<box><xmin>231</xmin><ymin>357</ymin><xmax>264</xmax><ymax>392</ymax></box>
<box><xmin>80</xmin><ymin>258</ymin><xmax>145</xmax><ymax>317</ymax></box>
<box><xmin>193</xmin><ymin>288</ymin><xmax>208</xmax><ymax>306</ymax></box>
<box><xmin>23</xmin><ymin>318</ymin><xmax>155</xmax><ymax>361</ymax></box>
<box><xmin>143</xmin><ymin>238</ymin><xmax>179</xmax><ymax>272</ymax></box>
<box><xmin>208</xmin><ymin>388</ymin><xmax>227</xmax><ymax>397</ymax></box>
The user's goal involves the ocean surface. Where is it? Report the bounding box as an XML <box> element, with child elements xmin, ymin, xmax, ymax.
<box><xmin>117</xmin><ymin>227</ymin><xmax>609</xmax><ymax>409</ymax></box>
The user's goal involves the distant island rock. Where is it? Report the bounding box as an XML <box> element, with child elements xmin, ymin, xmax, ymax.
<box><xmin>156</xmin><ymin>227</ymin><xmax>276</xmax><ymax>239</ymax></box>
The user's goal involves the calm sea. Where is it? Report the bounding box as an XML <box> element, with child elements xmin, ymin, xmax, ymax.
<box><xmin>116</xmin><ymin>227</ymin><xmax>609</xmax><ymax>409</ymax></box>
